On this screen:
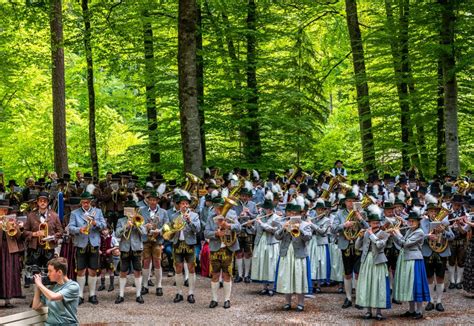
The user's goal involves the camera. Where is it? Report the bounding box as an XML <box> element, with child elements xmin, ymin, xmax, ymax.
<box><xmin>25</xmin><ymin>265</ymin><xmax>50</xmax><ymax>285</ymax></box>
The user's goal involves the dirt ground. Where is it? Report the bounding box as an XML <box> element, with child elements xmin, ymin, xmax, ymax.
<box><xmin>1</xmin><ymin>274</ymin><xmax>473</xmax><ymax>325</ymax></box>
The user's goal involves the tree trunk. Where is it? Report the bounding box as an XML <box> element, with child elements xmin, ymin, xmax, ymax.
<box><xmin>142</xmin><ymin>9</ymin><xmax>160</xmax><ymax>167</ymax></box>
<box><xmin>344</xmin><ymin>0</ymin><xmax>376</xmax><ymax>175</ymax></box>
<box><xmin>245</xmin><ymin>0</ymin><xmax>262</xmax><ymax>163</ymax></box>
<box><xmin>81</xmin><ymin>0</ymin><xmax>99</xmax><ymax>180</ymax></box>
<box><xmin>178</xmin><ymin>0</ymin><xmax>203</xmax><ymax>176</ymax></box>
<box><xmin>50</xmin><ymin>0</ymin><xmax>68</xmax><ymax>176</ymax></box>
<box><xmin>196</xmin><ymin>1</ymin><xmax>206</xmax><ymax>164</ymax></box>
<box><xmin>436</xmin><ymin>60</ymin><xmax>446</xmax><ymax>176</ymax></box>
<box><xmin>439</xmin><ymin>0</ymin><xmax>459</xmax><ymax>177</ymax></box>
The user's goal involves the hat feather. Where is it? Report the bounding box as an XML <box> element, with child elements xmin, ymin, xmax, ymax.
<box><xmin>265</xmin><ymin>190</ymin><xmax>274</xmax><ymax>201</ymax></box>
<box><xmin>373</xmin><ymin>185</ymin><xmax>379</xmax><ymax>194</ymax></box>
<box><xmin>307</xmin><ymin>188</ymin><xmax>316</xmax><ymax>199</ymax></box>
<box><xmin>146</xmin><ymin>181</ymin><xmax>154</xmax><ymax>188</ymax></box>
<box><xmin>338</xmin><ymin>193</ymin><xmax>346</xmax><ymax>200</ymax></box>
<box><xmin>388</xmin><ymin>193</ymin><xmax>395</xmax><ymax>204</ymax></box>
<box><xmin>205</xmin><ymin>167</ymin><xmax>211</xmax><ymax>175</ymax></box>
<box><xmin>352</xmin><ymin>184</ymin><xmax>360</xmax><ymax>197</ymax></box>
<box><xmin>157</xmin><ymin>183</ymin><xmax>166</xmax><ymax>196</ymax></box>
<box><xmin>221</xmin><ymin>188</ymin><xmax>229</xmax><ymax>198</ymax></box>
<box><xmin>211</xmin><ymin>189</ymin><xmax>219</xmax><ymax>199</ymax></box>
<box><xmin>252</xmin><ymin>169</ymin><xmax>260</xmax><ymax>181</ymax></box>
<box><xmin>425</xmin><ymin>193</ymin><xmax>438</xmax><ymax>205</ymax></box>
<box><xmin>244</xmin><ymin>180</ymin><xmax>254</xmax><ymax>191</ymax></box>
<box><xmin>296</xmin><ymin>195</ymin><xmax>305</xmax><ymax>209</ymax></box>
<box><xmin>86</xmin><ymin>184</ymin><xmax>96</xmax><ymax>195</ymax></box>
<box><xmin>329</xmin><ymin>192</ymin><xmax>336</xmax><ymax>204</ymax></box>
<box><xmin>412</xmin><ymin>206</ymin><xmax>421</xmax><ymax>216</ymax></box>
<box><xmin>367</xmin><ymin>204</ymin><xmax>382</xmax><ymax>218</ymax></box>
<box><xmin>397</xmin><ymin>191</ymin><xmax>405</xmax><ymax>202</ymax></box>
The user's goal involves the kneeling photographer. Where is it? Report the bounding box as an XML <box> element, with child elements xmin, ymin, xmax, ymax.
<box><xmin>32</xmin><ymin>257</ymin><xmax>79</xmax><ymax>325</ymax></box>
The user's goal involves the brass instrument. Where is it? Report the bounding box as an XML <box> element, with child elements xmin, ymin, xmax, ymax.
<box><xmin>285</xmin><ymin>218</ymin><xmax>301</xmax><ymax>238</ymax></box>
<box><xmin>82</xmin><ymin>210</ymin><xmax>96</xmax><ymax>235</ymax></box>
<box><xmin>217</xmin><ymin>197</ymin><xmax>238</xmax><ymax>246</ymax></box>
<box><xmin>343</xmin><ymin>194</ymin><xmax>374</xmax><ymax>241</ymax></box>
<box><xmin>229</xmin><ymin>177</ymin><xmax>245</xmax><ymax>200</ymax></box>
<box><xmin>162</xmin><ymin>209</ymin><xmax>188</xmax><ymax>241</ymax></box>
<box><xmin>38</xmin><ymin>221</ymin><xmax>52</xmax><ymax>250</ymax></box>
<box><xmin>185</xmin><ymin>173</ymin><xmax>205</xmax><ymax>208</ymax></box>
<box><xmin>428</xmin><ymin>207</ymin><xmax>451</xmax><ymax>253</ymax></box>
<box><xmin>124</xmin><ymin>209</ymin><xmax>145</xmax><ymax>240</ymax></box>
<box><xmin>281</xmin><ymin>165</ymin><xmax>300</xmax><ymax>192</ymax></box>
<box><xmin>454</xmin><ymin>179</ymin><xmax>470</xmax><ymax>194</ymax></box>
<box><xmin>321</xmin><ymin>174</ymin><xmax>346</xmax><ymax>200</ymax></box>
<box><xmin>147</xmin><ymin>211</ymin><xmax>160</xmax><ymax>242</ymax></box>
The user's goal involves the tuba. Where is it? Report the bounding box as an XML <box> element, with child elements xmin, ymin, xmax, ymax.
<box><xmin>321</xmin><ymin>173</ymin><xmax>346</xmax><ymax>200</ymax></box>
<box><xmin>428</xmin><ymin>207</ymin><xmax>451</xmax><ymax>253</ymax></box>
<box><xmin>217</xmin><ymin>197</ymin><xmax>238</xmax><ymax>247</ymax></box>
<box><xmin>162</xmin><ymin>209</ymin><xmax>188</xmax><ymax>241</ymax></box>
<box><xmin>343</xmin><ymin>194</ymin><xmax>374</xmax><ymax>241</ymax></box>
<box><xmin>454</xmin><ymin>179</ymin><xmax>470</xmax><ymax>194</ymax></box>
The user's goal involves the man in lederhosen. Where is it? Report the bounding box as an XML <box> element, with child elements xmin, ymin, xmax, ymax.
<box><xmin>67</xmin><ymin>191</ymin><xmax>106</xmax><ymax>305</ymax></box>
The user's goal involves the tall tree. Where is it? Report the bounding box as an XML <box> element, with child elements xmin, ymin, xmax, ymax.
<box><xmin>344</xmin><ymin>0</ymin><xmax>376</xmax><ymax>174</ymax></box>
<box><xmin>50</xmin><ymin>0</ymin><xmax>68</xmax><ymax>176</ymax></box>
<box><xmin>178</xmin><ymin>0</ymin><xmax>203</xmax><ymax>176</ymax></box>
<box><xmin>436</xmin><ymin>60</ymin><xmax>446</xmax><ymax>175</ymax></box>
<box><xmin>196</xmin><ymin>1</ymin><xmax>206</xmax><ymax>164</ymax></box>
<box><xmin>81</xmin><ymin>0</ymin><xmax>99</xmax><ymax>179</ymax></box>
<box><xmin>439</xmin><ymin>0</ymin><xmax>459</xmax><ymax>176</ymax></box>
<box><xmin>245</xmin><ymin>0</ymin><xmax>262</xmax><ymax>163</ymax></box>
<box><xmin>142</xmin><ymin>8</ymin><xmax>160</xmax><ymax>167</ymax></box>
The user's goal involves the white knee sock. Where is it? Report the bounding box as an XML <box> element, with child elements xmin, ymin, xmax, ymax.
<box><xmin>448</xmin><ymin>265</ymin><xmax>455</xmax><ymax>283</ymax></box>
<box><xmin>135</xmin><ymin>276</ymin><xmax>142</xmax><ymax>297</ymax></box>
<box><xmin>184</xmin><ymin>263</ymin><xmax>189</xmax><ymax>280</ymax></box>
<box><xmin>175</xmin><ymin>273</ymin><xmax>184</xmax><ymax>295</ymax></box>
<box><xmin>119</xmin><ymin>277</ymin><xmax>127</xmax><ymax>297</ymax></box>
<box><xmin>142</xmin><ymin>268</ymin><xmax>150</xmax><ymax>288</ymax></box>
<box><xmin>344</xmin><ymin>278</ymin><xmax>352</xmax><ymax>301</ymax></box>
<box><xmin>188</xmin><ymin>273</ymin><xmax>196</xmax><ymax>295</ymax></box>
<box><xmin>156</xmin><ymin>267</ymin><xmax>162</xmax><ymax>287</ymax></box>
<box><xmin>236</xmin><ymin>258</ymin><xmax>243</xmax><ymax>277</ymax></box>
<box><xmin>223</xmin><ymin>281</ymin><xmax>232</xmax><ymax>301</ymax></box>
<box><xmin>429</xmin><ymin>282</ymin><xmax>435</xmax><ymax>303</ymax></box>
<box><xmin>436</xmin><ymin>282</ymin><xmax>444</xmax><ymax>304</ymax></box>
<box><xmin>244</xmin><ymin>258</ymin><xmax>251</xmax><ymax>278</ymax></box>
<box><xmin>77</xmin><ymin>276</ymin><xmax>86</xmax><ymax>298</ymax></box>
<box><xmin>456</xmin><ymin>267</ymin><xmax>464</xmax><ymax>284</ymax></box>
<box><xmin>211</xmin><ymin>281</ymin><xmax>219</xmax><ymax>301</ymax></box>
<box><xmin>219</xmin><ymin>272</ymin><xmax>223</xmax><ymax>283</ymax></box>
<box><xmin>88</xmin><ymin>276</ymin><xmax>98</xmax><ymax>296</ymax></box>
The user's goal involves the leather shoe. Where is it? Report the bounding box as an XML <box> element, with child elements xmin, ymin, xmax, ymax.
<box><xmin>234</xmin><ymin>276</ymin><xmax>243</xmax><ymax>283</ymax></box>
<box><xmin>148</xmin><ymin>279</ymin><xmax>154</xmax><ymax>287</ymax></box>
<box><xmin>156</xmin><ymin>287</ymin><xmax>163</xmax><ymax>296</ymax></box>
<box><xmin>4</xmin><ymin>303</ymin><xmax>15</xmax><ymax>309</ymax></box>
<box><xmin>342</xmin><ymin>298</ymin><xmax>352</xmax><ymax>309</ymax></box>
<box><xmin>108</xmin><ymin>284</ymin><xmax>114</xmax><ymax>292</ymax></box>
<box><xmin>363</xmin><ymin>312</ymin><xmax>372</xmax><ymax>320</ymax></box>
<box><xmin>136</xmin><ymin>295</ymin><xmax>144</xmax><ymax>304</ymax></box>
<box><xmin>173</xmin><ymin>293</ymin><xmax>184</xmax><ymax>303</ymax></box>
<box><xmin>223</xmin><ymin>300</ymin><xmax>231</xmax><ymax>309</ymax></box>
<box><xmin>375</xmin><ymin>313</ymin><xmax>386</xmax><ymax>321</ymax></box>
<box><xmin>283</xmin><ymin>304</ymin><xmax>291</xmax><ymax>311</ymax></box>
<box><xmin>97</xmin><ymin>285</ymin><xmax>106</xmax><ymax>292</ymax></box>
<box><xmin>115</xmin><ymin>296</ymin><xmax>124</xmax><ymax>304</ymax></box>
<box><xmin>315</xmin><ymin>287</ymin><xmax>322</xmax><ymax>294</ymax></box>
<box><xmin>337</xmin><ymin>287</ymin><xmax>344</xmax><ymax>294</ymax></box>
<box><xmin>209</xmin><ymin>300</ymin><xmax>218</xmax><ymax>308</ymax></box>
<box><xmin>88</xmin><ymin>295</ymin><xmax>99</xmax><ymax>305</ymax></box>
<box><xmin>244</xmin><ymin>276</ymin><xmax>251</xmax><ymax>283</ymax></box>
<box><xmin>456</xmin><ymin>283</ymin><xmax>463</xmax><ymax>289</ymax></box>
<box><xmin>78</xmin><ymin>297</ymin><xmax>84</xmax><ymax>305</ymax></box>
<box><xmin>392</xmin><ymin>298</ymin><xmax>402</xmax><ymax>304</ymax></box>
<box><xmin>141</xmin><ymin>287</ymin><xmax>149</xmax><ymax>295</ymax></box>
<box><xmin>296</xmin><ymin>305</ymin><xmax>304</xmax><ymax>312</ymax></box>
<box><xmin>448</xmin><ymin>282</ymin><xmax>456</xmax><ymax>289</ymax></box>
<box><xmin>425</xmin><ymin>302</ymin><xmax>434</xmax><ymax>311</ymax></box>
<box><xmin>413</xmin><ymin>312</ymin><xmax>423</xmax><ymax>320</ymax></box>
<box><xmin>435</xmin><ymin>303</ymin><xmax>445</xmax><ymax>312</ymax></box>
<box><xmin>219</xmin><ymin>282</ymin><xmax>224</xmax><ymax>288</ymax></box>
<box><xmin>400</xmin><ymin>311</ymin><xmax>415</xmax><ymax>317</ymax></box>
<box><xmin>187</xmin><ymin>294</ymin><xmax>195</xmax><ymax>303</ymax></box>
<box><xmin>259</xmin><ymin>289</ymin><xmax>269</xmax><ymax>295</ymax></box>
<box><xmin>267</xmin><ymin>290</ymin><xmax>274</xmax><ymax>297</ymax></box>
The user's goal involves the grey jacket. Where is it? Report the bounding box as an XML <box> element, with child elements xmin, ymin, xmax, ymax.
<box><xmin>167</xmin><ymin>210</ymin><xmax>201</xmax><ymax>246</ymax></box>
<box><xmin>234</xmin><ymin>200</ymin><xmax>258</xmax><ymax>235</ymax></box>
<box><xmin>420</xmin><ymin>216</ymin><xmax>454</xmax><ymax>257</ymax></box>
<box><xmin>332</xmin><ymin>209</ymin><xmax>370</xmax><ymax>250</ymax></box>
<box><xmin>204</xmin><ymin>210</ymin><xmax>241</xmax><ymax>252</ymax></box>
<box><xmin>393</xmin><ymin>228</ymin><xmax>424</xmax><ymax>260</ymax></box>
<box><xmin>310</xmin><ymin>216</ymin><xmax>330</xmax><ymax>245</ymax></box>
<box><xmin>139</xmin><ymin>205</ymin><xmax>169</xmax><ymax>244</ymax></box>
<box><xmin>274</xmin><ymin>220</ymin><xmax>313</xmax><ymax>258</ymax></box>
<box><xmin>252</xmin><ymin>213</ymin><xmax>280</xmax><ymax>246</ymax></box>
<box><xmin>116</xmin><ymin>216</ymin><xmax>147</xmax><ymax>252</ymax></box>
<box><xmin>355</xmin><ymin>229</ymin><xmax>388</xmax><ymax>265</ymax></box>
<box><xmin>68</xmin><ymin>207</ymin><xmax>106</xmax><ymax>248</ymax></box>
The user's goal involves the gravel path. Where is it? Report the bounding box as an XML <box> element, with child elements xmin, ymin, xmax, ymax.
<box><xmin>1</xmin><ymin>274</ymin><xmax>473</xmax><ymax>325</ymax></box>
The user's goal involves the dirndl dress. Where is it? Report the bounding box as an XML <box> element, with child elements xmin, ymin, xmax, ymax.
<box><xmin>462</xmin><ymin>236</ymin><xmax>474</xmax><ymax>294</ymax></box>
<box><xmin>309</xmin><ymin>236</ymin><xmax>331</xmax><ymax>283</ymax></box>
<box><xmin>393</xmin><ymin>248</ymin><xmax>430</xmax><ymax>302</ymax></box>
<box><xmin>329</xmin><ymin>242</ymin><xmax>344</xmax><ymax>282</ymax></box>
<box><xmin>274</xmin><ymin>243</ymin><xmax>312</xmax><ymax>294</ymax></box>
<box><xmin>251</xmin><ymin>233</ymin><xmax>279</xmax><ymax>283</ymax></box>
<box><xmin>356</xmin><ymin>252</ymin><xmax>391</xmax><ymax>309</ymax></box>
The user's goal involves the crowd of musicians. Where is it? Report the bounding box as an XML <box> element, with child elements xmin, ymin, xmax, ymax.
<box><xmin>0</xmin><ymin>163</ymin><xmax>473</xmax><ymax>320</ymax></box>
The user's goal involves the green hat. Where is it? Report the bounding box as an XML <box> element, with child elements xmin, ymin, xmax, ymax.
<box><xmin>124</xmin><ymin>200</ymin><xmax>138</xmax><ymax>208</ymax></box>
<box><xmin>426</xmin><ymin>202</ymin><xmax>440</xmax><ymax>210</ymax></box>
<box><xmin>367</xmin><ymin>214</ymin><xmax>382</xmax><ymax>222</ymax></box>
<box><xmin>286</xmin><ymin>203</ymin><xmax>301</xmax><ymax>212</ymax></box>
<box><xmin>80</xmin><ymin>191</ymin><xmax>94</xmax><ymax>200</ymax></box>
<box><xmin>240</xmin><ymin>188</ymin><xmax>252</xmax><ymax>196</ymax></box>
<box><xmin>324</xmin><ymin>201</ymin><xmax>332</xmax><ymax>208</ymax></box>
<box><xmin>212</xmin><ymin>196</ymin><xmax>224</xmax><ymax>206</ymax></box>
<box><xmin>261</xmin><ymin>199</ymin><xmax>274</xmax><ymax>210</ymax></box>
<box><xmin>345</xmin><ymin>191</ymin><xmax>357</xmax><ymax>200</ymax></box>
<box><xmin>383</xmin><ymin>202</ymin><xmax>394</xmax><ymax>209</ymax></box>
<box><xmin>148</xmin><ymin>191</ymin><xmax>159</xmax><ymax>199</ymax></box>
<box><xmin>314</xmin><ymin>200</ymin><xmax>325</xmax><ymax>209</ymax></box>
<box><xmin>407</xmin><ymin>211</ymin><xmax>422</xmax><ymax>220</ymax></box>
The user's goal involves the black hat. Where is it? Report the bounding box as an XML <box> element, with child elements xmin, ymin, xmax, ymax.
<box><xmin>63</xmin><ymin>173</ymin><xmax>71</xmax><ymax>181</ymax></box>
<box><xmin>261</xmin><ymin>199</ymin><xmax>274</xmax><ymax>210</ymax></box>
<box><xmin>148</xmin><ymin>191</ymin><xmax>159</xmax><ymax>199</ymax></box>
<box><xmin>407</xmin><ymin>211</ymin><xmax>422</xmax><ymax>220</ymax></box>
<box><xmin>345</xmin><ymin>191</ymin><xmax>357</xmax><ymax>200</ymax></box>
<box><xmin>83</xmin><ymin>172</ymin><xmax>93</xmax><ymax>180</ymax></box>
<box><xmin>8</xmin><ymin>180</ymin><xmax>19</xmax><ymax>187</ymax></box>
<box><xmin>111</xmin><ymin>174</ymin><xmax>121</xmax><ymax>181</ymax></box>
<box><xmin>37</xmin><ymin>192</ymin><xmax>50</xmax><ymax>201</ymax></box>
<box><xmin>383</xmin><ymin>173</ymin><xmax>391</xmax><ymax>180</ymax></box>
<box><xmin>418</xmin><ymin>186</ymin><xmax>427</xmax><ymax>194</ymax></box>
<box><xmin>168</xmin><ymin>180</ymin><xmax>177</xmax><ymax>188</ymax></box>
<box><xmin>383</xmin><ymin>202</ymin><xmax>394</xmax><ymax>209</ymax></box>
<box><xmin>452</xmin><ymin>194</ymin><xmax>464</xmax><ymax>204</ymax></box>
<box><xmin>298</xmin><ymin>183</ymin><xmax>308</xmax><ymax>194</ymax></box>
<box><xmin>334</xmin><ymin>160</ymin><xmax>343</xmax><ymax>165</ymax></box>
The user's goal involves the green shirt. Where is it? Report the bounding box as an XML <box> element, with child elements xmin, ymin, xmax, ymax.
<box><xmin>40</xmin><ymin>280</ymin><xmax>79</xmax><ymax>325</ymax></box>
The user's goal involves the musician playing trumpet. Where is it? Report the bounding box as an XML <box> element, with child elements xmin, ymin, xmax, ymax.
<box><xmin>24</xmin><ymin>192</ymin><xmax>63</xmax><ymax>285</ymax></box>
<box><xmin>421</xmin><ymin>195</ymin><xmax>454</xmax><ymax>312</ymax></box>
<box><xmin>274</xmin><ymin>196</ymin><xmax>313</xmax><ymax>312</ymax></box>
<box><xmin>68</xmin><ymin>191</ymin><xmax>106</xmax><ymax>305</ymax></box>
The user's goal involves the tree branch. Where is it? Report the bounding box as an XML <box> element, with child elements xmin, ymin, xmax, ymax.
<box><xmin>321</xmin><ymin>50</ymin><xmax>352</xmax><ymax>83</ymax></box>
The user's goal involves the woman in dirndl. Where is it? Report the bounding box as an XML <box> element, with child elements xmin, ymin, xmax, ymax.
<box><xmin>390</xmin><ymin>210</ymin><xmax>430</xmax><ymax>320</ymax></box>
<box><xmin>461</xmin><ymin>201</ymin><xmax>474</xmax><ymax>296</ymax></box>
<box><xmin>355</xmin><ymin>205</ymin><xmax>391</xmax><ymax>320</ymax></box>
<box><xmin>274</xmin><ymin>198</ymin><xmax>313</xmax><ymax>312</ymax></box>
<box><xmin>308</xmin><ymin>199</ymin><xmax>331</xmax><ymax>293</ymax></box>
<box><xmin>250</xmin><ymin>193</ymin><xmax>280</xmax><ymax>296</ymax></box>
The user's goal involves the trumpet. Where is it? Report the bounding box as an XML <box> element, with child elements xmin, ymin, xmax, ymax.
<box><xmin>82</xmin><ymin>211</ymin><xmax>96</xmax><ymax>235</ymax></box>
<box><xmin>38</xmin><ymin>221</ymin><xmax>52</xmax><ymax>250</ymax></box>
<box><xmin>284</xmin><ymin>219</ymin><xmax>301</xmax><ymax>238</ymax></box>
